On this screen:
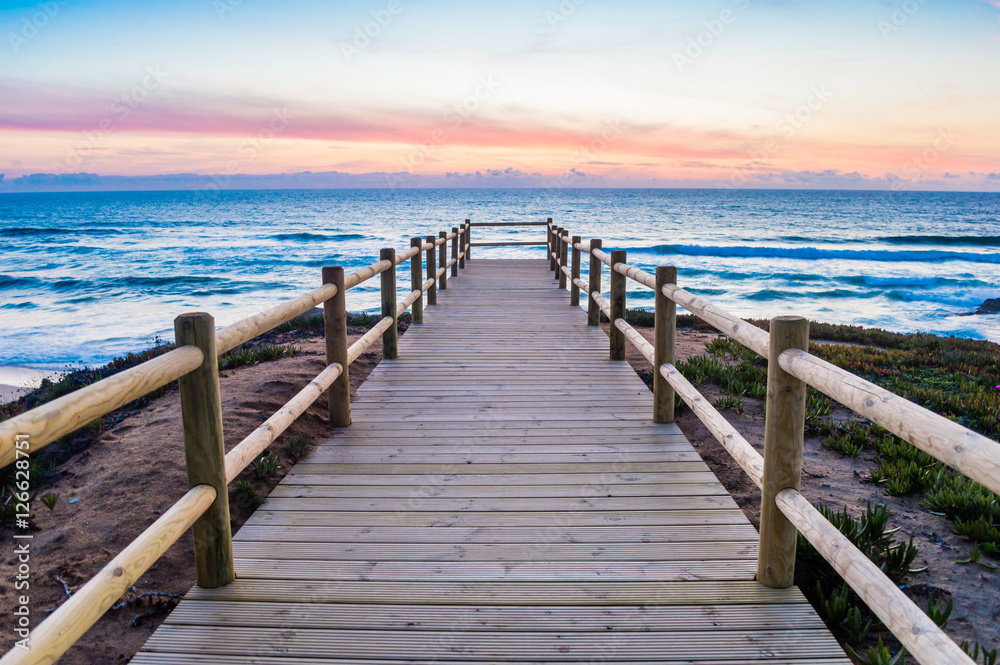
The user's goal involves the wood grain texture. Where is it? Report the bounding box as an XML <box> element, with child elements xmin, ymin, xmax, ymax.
<box><xmin>758</xmin><ymin>316</ymin><xmax>809</xmax><ymax>589</ymax></box>
<box><xmin>323</xmin><ymin>266</ymin><xmax>351</xmax><ymax>426</ymax></box>
<box><xmin>174</xmin><ymin>312</ymin><xmax>235</xmax><ymax>590</ymax></box>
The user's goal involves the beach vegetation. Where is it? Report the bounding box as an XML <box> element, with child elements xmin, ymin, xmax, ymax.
<box><xmin>233</xmin><ymin>480</ymin><xmax>265</xmax><ymax>509</ymax></box>
<box><xmin>251</xmin><ymin>452</ymin><xmax>281</xmax><ymax>480</ymax></box>
<box><xmin>285</xmin><ymin>434</ymin><xmax>310</xmax><ymax>461</ymax></box>
<box><xmin>218</xmin><ymin>343</ymin><xmax>298</xmax><ymax>371</ymax></box>
<box><xmin>40</xmin><ymin>492</ymin><xmax>58</xmax><ymax>510</ymax></box>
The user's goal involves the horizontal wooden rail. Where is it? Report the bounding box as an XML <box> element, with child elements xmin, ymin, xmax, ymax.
<box><xmin>216</xmin><ymin>283</ymin><xmax>338</xmax><ymax>355</ymax></box>
<box><xmin>395</xmin><ymin>246</ymin><xmax>421</xmax><ymax>264</ymax></box>
<box><xmin>0</xmin><ymin>345</ymin><xmax>204</xmax><ymax>465</ymax></box>
<box><xmin>347</xmin><ymin>316</ymin><xmax>395</xmax><ymax>364</ymax></box>
<box><xmin>469</xmin><ymin>221</ymin><xmax>548</xmax><ymax>226</ymax></box>
<box><xmin>590</xmin><ymin>290</ymin><xmax>611</xmax><ymax>319</ymax></box>
<box><xmin>0</xmin><ymin>484</ymin><xmax>217</xmax><ymax>665</ymax></box>
<box><xmin>397</xmin><ymin>278</ymin><xmax>434</xmax><ymax>317</ymax></box>
<box><xmin>779</xmin><ymin>349</ymin><xmax>1000</xmax><ymax>495</ymax></box>
<box><xmin>777</xmin><ymin>488</ymin><xmax>974</xmax><ymax>665</ymax></box>
<box><xmin>614</xmin><ymin>318</ymin><xmax>653</xmax><ymax>364</ymax></box>
<box><xmin>344</xmin><ymin>258</ymin><xmax>393</xmax><ymax>289</ymax></box>
<box><xmin>660</xmin><ymin>363</ymin><xmax>765</xmax><ymax>489</ymax></box>
<box><xmin>471</xmin><ymin>241</ymin><xmax>547</xmax><ymax>247</ymax></box>
<box><xmin>591</xmin><ymin>247</ymin><xmax>612</xmax><ymax>267</ymax></box>
<box><xmin>224</xmin><ymin>362</ymin><xmax>344</xmax><ymax>483</ymax></box>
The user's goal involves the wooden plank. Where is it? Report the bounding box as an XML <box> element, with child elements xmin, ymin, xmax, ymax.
<box><xmin>184</xmin><ymin>579</ymin><xmax>809</xmax><ymax>604</ymax></box>
<box><xmin>141</xmin><ymin>625</ymin><xmax>848</xmax><ymax>661</ymax></box>
<box><xmin>234</xmin><ymin>524</ymin><xmax>759</xmax><ymax>543</ymax></box>
<box><xmin>231</xmin><ymin>542</ymin><xmax>758</xmax><ymax>561</ymax></box>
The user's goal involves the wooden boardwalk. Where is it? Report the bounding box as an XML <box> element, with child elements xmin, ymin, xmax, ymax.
<box><xmin>133</xmin><ymin>259</ymin><xmax>848</xmax><ymax>664</ymax></box>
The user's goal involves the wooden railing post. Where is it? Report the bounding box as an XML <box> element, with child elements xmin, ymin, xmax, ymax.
<box><xmin>439</xmin><ymin>231</ymin><xmax>448</xmax><ymax>290</ymax></box>
<box><xmin>380</xmin><ymin>248</ymin><xmax>398</xmax><ymax>359</ymax></box>
<box><xmin>570</xmin><ymin>235</ymin><xmax>582</xmax><ymax>307</ymax></box>
<box><xmin>548</xmin><ymin>218</ymin><xmax>557</xmax><ymax>272</ymax></box>
<box><xmin>609</xmin><ymin>249</ymin><xmax>626</xmax><ymax>361</ymax></box>
<box><xmin>558</xmin><ymin>230</ymin><xmax>568</xmax><ymax>291</ymax></box>
<box><xmin>465</xmin><ymin>219</ymin><xmax>471</xmax><ymax>261</ymax></box>
<box><xmin>173</xmin><ymin>312</ymin><xmax>235</xmax><ymax>589</ymax></box>
<box><xmin>323</xmin><ymin>266</ymin><xmax>351</xmax><ymax>426</ymax></box>
<box><xmin>758</xmin><ymin>315</ymin><xmax>810</xmax><ymax>588</ymax></box>
<box><xmin>409</xmin><ymin>238</ymin><xmax>423</xmax><ymax>325</ymax></box>
<box><xmin>653</xmin><ymin>266</ymin><xmax>677</xmax><ymax>423</ymax></box>
<box><xmin>451</xmin><ymin>227</ymin><xmax>459</xmax><ymax>277</ymax></box>
<box><xmin>425</xmin><ymin>235</ymin><xmax>437</xmax><ymax>306</ymax></box>
<box><xmin>553</xmin><ymin>227</ymin><xmax>562</xmax><ymax>280</ymax></box>
<box><xmin>459</xmin><ymin>223</ymin><xmax>467</xmax><ymax>270</ymax></box>
<box><xmin>588</xmin><ymin>239</ymin><xmax>602</xmax><ymax>326</ymax></box>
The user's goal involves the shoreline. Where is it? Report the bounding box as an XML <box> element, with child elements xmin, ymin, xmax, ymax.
<box><xmin>0</xmin><ymin>365</ymin><xmax>71</xmax><ymax>403</ymax></box>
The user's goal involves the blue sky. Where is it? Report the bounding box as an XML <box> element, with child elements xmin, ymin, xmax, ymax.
<box><xmin>1</xmin><ymin>0</ymin><xmax>998</xmax><ymax>189</ymax></box>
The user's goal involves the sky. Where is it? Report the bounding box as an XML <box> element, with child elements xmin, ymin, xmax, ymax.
<box><xmin>0</xmin><ymin>0</ymin><xmax>999</xmax><ymax>190</ymax></box>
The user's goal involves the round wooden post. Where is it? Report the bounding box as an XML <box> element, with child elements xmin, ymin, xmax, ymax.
<box><xmin>174</xmin><ymin>312</ymin><xmax>235</xmax><ymax>589</ymax></box>
<box><xmin>570</xmin><ymin>235</ymin><xmax>582</xmax><ymax>307</ymax></box>
<box><xmin>588</xmin><ymin>239</ymin><xmax>602</xmax><ymax>326</ymax></box>
<box><xmin>552</xmin><ymin>227</ymin><xmax>562</xmax><ymax>280</ymax></box>
<box><xmin>323</xmin><ymin>266</ymin><xmax>351</xmax><ymax>426</ymax></box>
<box><xmin>609</xmin><ymin>249</ymin><xmax>626</xmax><ymax>361</ymax></box>
<box><xmin>459</xmin><ymin>223</ymin><xmax>467</xmax><ymax>269</ymax></box>
<box><xmin>380</xmin><ymin>248</ymin><xmax>398</xmax><ymax>360</ymax></box>
<box><xmin>558</xmin><ymin>230</ymin><xmax>568</xmax><ymax>291</ymax></box>
<box><xmin>409</xmin><ymin>238</ymin><xmax>423</xmax><ymax>325</ymax></box>
<box><xmin>451</xmin><ymin>227</ymin><xmax>459</xmax><ymax>277</ymax></box>
<box><xmin>548</xmin><ymin>218</ymin><xmax>557</xmax><ymax>272</ymax></box>
<box><xmin>425</xmin><ymin>235</ymin><xmax>437</xmax><ymax>306</ymax></box>
<box><xmin>438</xmin><ymin>231</ymin><xmax>448</xmax><ymax>290</ymax></box>
<box><xmin>654</xmin><ymin>266</ymin><xmax>677</xmax><ymax>423</ymax></box>
<box><xmin>465</xmin><ymin>219</ymin><xmax>471</xmax><ymax>261</ymax></box>
<box><xmin>758</xmin><ymin>315</ymin><xmax>810</xmax><ymax>588</ymax></box>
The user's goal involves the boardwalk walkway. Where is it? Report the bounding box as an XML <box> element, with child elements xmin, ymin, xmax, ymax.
<box><xmin>133</xmin><ymin>259</ymin><xmax>848</xmax><ymax>664</ymax></box>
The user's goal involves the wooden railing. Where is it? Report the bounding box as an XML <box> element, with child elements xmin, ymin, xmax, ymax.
<box><xmin>0</xmin><ymin>223</ymin><xmax>472</xmax><ymax>665</ymax></box>
<box><xmin>468</xmin><ymin>218</ymin><xmax>550</xmax><ymax>252</ymax></box>
<box><xmin>548</xmin><ymin>223</ymin><xmax>1000</xmax><ymax>665</ymax></box>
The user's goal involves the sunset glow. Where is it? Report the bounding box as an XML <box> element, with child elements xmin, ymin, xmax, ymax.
<box><xmin>2</xmin><ymin>0</ymin><xmax>999</xmax><ymax>190</ymax></box>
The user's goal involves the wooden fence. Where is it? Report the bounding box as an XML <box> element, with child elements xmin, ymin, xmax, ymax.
<box><xmin>0</xmin><ymin>224</ymin><xmax>471</xmax><ymax>665</ymax></box>
<box><xmin>547</xmin><ymin>223</ymin><xmax>1000</xmax><ymax>665</ymax></box>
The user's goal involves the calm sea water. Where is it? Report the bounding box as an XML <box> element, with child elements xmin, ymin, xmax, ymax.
<box><xmin>2</xmin><ymin>188</ymin><xmax>999</xmax><ymax>368</ymax></box>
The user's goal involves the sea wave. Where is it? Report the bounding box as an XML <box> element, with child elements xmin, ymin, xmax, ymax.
<box><xmin>639</xmin><ymin>244</ymin><xmax>1000</xmax><ymax>264</ymax></box>
<box><xmin>268</xmin><ymin>232</ymin><xmax>368</xmax><ymax>242</ymax></box>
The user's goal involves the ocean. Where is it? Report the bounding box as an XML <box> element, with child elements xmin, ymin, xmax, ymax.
<box><xmin>2</xmin><ymin>188</ymin><xmax>999</xmax><ymax>369</ymax></box>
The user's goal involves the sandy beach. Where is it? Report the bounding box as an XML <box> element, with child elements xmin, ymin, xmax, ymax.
<box><xmin>0</xmin><ymin>365</ymin><xmax>69</xmax><ymax>402</ymax></box>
